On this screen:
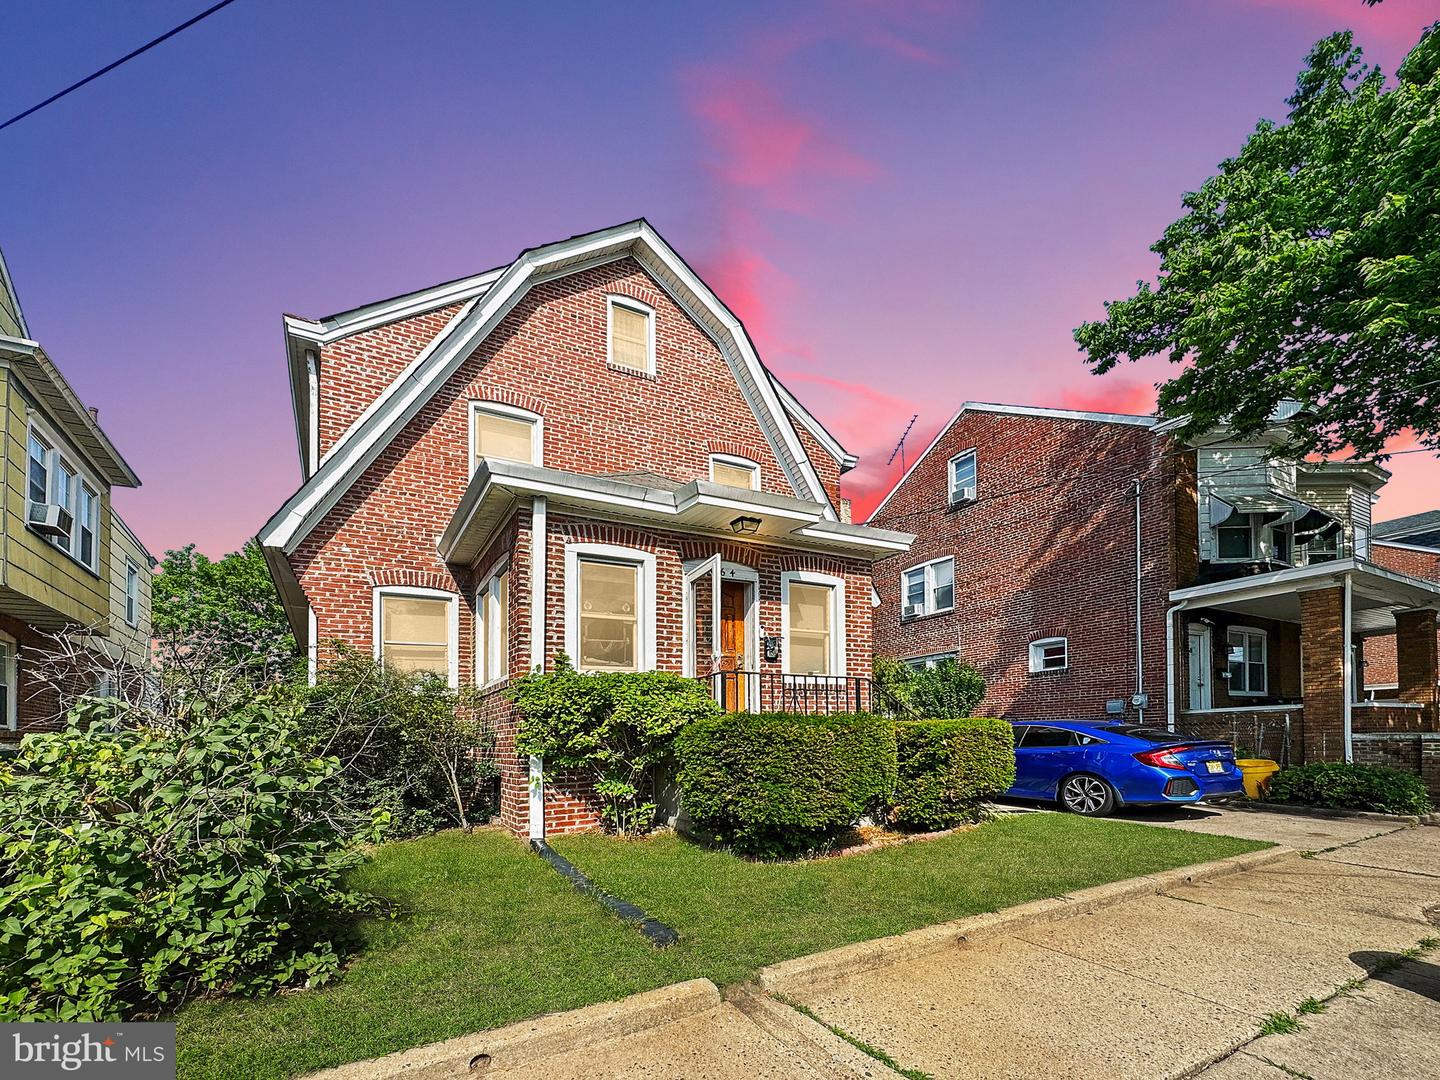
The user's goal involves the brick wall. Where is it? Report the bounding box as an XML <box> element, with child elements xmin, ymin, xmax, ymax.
<box><xmin>1352</xmin><ymin>732</ymin><xmax>1440</xmax><ymax>802</ymax></box>
<box><xmin>869</xmin><ymin>411</ymin><xmax>1179</xmax><ymax>721</ymax></box>
<box><xmin>1365</xmin><ymin>543</ymin><xmax>1440</xmax><ymax>692</ymax></box>
<box><xmin>1298</xmin><ymin>586</ymin><xmax>1344</xmax><ymax>762</ymax></box>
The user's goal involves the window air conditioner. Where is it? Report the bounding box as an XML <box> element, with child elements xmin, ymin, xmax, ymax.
<box><xmin>28</xmin><ymin>502</ymin><xmax>73</xmax><ymax>539</ymax></box>
<box><xmin>902</xmin><ymin>603</ymin><xmax>922</xmax><ymax>619</ymax></box>
<box><xmin>949</xmin><ymin>486</ymin><xmax>976</xmax><ymax>507</ymax></box>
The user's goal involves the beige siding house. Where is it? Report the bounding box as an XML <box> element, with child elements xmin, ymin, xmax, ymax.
<box><xmin>0</xmin><ymin>242</ymin><xmax>148</xmax><ymax>738</ymax></box>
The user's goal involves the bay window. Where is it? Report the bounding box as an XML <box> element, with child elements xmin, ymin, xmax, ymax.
<box><xmin>476</xmin><ymin>562</ymin><xmax>510</xmax><ymax>686</ymax></box>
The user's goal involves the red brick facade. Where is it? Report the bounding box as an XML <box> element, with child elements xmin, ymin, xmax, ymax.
<box><xmin>1364</xmin><ymin>542</ymin><xmax>1440</xmax><ymax>692</ymax></box>
<box><xmin>869</xmin><ymin>409</ymin><xmax>1180</xmax><ymax>721</ymax></box>
<box><xmin>281</xmin><ymin>247</ymin><xmax>869</xmax><ymax>835</ymax></box>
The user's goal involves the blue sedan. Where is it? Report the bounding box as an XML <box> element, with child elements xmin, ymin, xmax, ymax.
<box><xmin>1006</xmin><ymin>720</ymin><xmax>1244</xmax><ymax>816</ymax></box>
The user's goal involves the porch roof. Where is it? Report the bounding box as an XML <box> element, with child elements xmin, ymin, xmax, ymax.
<box><xmin>1169</xmin><ymin>558</ymin><xmax>1440</xmax><ymax>636</ymax></box>
<box><xmin>438</xmin><ymin>459</ymin><xmax>914</xmax><ymax>566</ymax></box>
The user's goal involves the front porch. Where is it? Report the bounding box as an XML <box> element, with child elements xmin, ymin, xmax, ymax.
<box><xmin>1168</xmin><ymin>559</ymin><xmax>1440</xmax><ymax>774</ymax></box>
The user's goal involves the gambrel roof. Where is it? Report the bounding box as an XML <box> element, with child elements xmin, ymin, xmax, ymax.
<box><xmin>262</xmin><ymin>219</ymin><xmax>853</xmax><ymax>554</ymax></box>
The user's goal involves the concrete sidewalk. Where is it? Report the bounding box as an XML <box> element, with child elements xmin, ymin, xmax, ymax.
<box><xmin>768</xmin><ymin>816</ymin><xmax>1438</xmax><ymax>1080</ymax></box>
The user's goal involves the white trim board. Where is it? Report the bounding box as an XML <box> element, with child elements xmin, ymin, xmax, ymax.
<box><xmin>262</xmin><ymin>220</ymin><xmax>834</xmax><ymax>556</ymax></box>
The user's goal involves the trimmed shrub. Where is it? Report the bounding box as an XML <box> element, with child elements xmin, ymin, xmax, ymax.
<box><xmin>873</xmin><ymin>657</ymin><xmax>986</xmax><ymax>720</ymax></box>
<box><xmin>0</xmin><ymin>702</ymin><xmax>384</xmax><ymax>1022</ymax></box>
<box><xmin>299</xmin><ymin>652</ymin><xmax>497</xmax><ymax>837</ymax></box>
<box><xmin>674</xmin><ymin>712</ymin><xmax>898</xmax><ymax>857</ymax></box>
<box><xmin>513</xmin><ymin>658</ymin><xmax>720</xmax><ymax>834</ymax></box>
<box><xmin>890</xmin><ymin>718</ymin><xmax>1016</xmax><ymax>830</ymax></box>
<box><xmin>1266</xmin><ymin>761</ymin><xmax>1432</xmax><ymax>816</ymax></box>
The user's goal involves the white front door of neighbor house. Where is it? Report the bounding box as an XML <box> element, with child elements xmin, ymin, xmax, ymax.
<box><xmin>1187</xmin><ymin>626</ymin><xmax>1212</xmax><ymax>711</ymax></box>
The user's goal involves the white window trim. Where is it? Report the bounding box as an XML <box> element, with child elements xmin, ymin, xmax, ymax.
<box><xmin>469</xmin><ymin>400</ymin><xmax>543</xmax><ymax>475</ymax></box>
<box><xmin>900</xmin><ymin>555</ymin><xmax>955</xmax><ymax>619</ymax></box>
<box><xmin>708</xmin><ymin>453</ymin><xmax>760</xmax><ymax>490</ymax></box>
<box><xmin>606</xmin><ymin>294</ymin><xmax>656</xmax><ymax>376</ymax></box>
<box><xmin>25</xmin><ymin>415</ymin><xmax>103</xmax><ymax>575</ymax></box>
<box><xmin>0</xmin><ymin>629</ymin><xmax>15</xmax><ymax>731</ymax></box>
<box><xmin>1028</xmin><ymin>636</ymin><xmax>1069</xmax><ymax>674</ymax></box>
<box><xmin>124</xmin><ymin>560</ymin><xmax>141</xmax><ymax>627</ymax></box>
<box><xmin>904</xmin><ymin>650</ymin><xmax>958</xmax><ymax>671</ymax></box>
<box><xmin>475</xmin><ymin>554</ymin><xmax>512</xmax><ymax>688</ymax></box>
<box><xmin>780</xmin><ymin>570</ymin><xmax>847</xmax><ymax>678</ymax></box>
<box><xmin>948</xmin><ymin>448</ymin><xmax>978</xmax><ymax>505</ymax></box>
<box><xmin>371</xmin><ymin>585</ymin><xmax>460</xmax><ymax>688</ymax></box>
<box><xmin>1225</xmin><ymin>625</ymin><xmax>1268</xmax><ymax>697</ymax></box>
<box><xmin>564</xmin><ymin>542</ymin><xmax>657</xmax><ymax>673</ymax></box>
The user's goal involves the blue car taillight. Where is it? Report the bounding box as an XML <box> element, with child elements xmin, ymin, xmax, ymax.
<box><xmin>1134</xmin><ymin>745</ymin><xmax>1193</xmax><ymax>770</ymax></box>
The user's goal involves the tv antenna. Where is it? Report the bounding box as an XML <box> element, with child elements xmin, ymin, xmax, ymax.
<box><xmin>887</xmin><ymin>414</ymin><xmax>919</xmax><ymax>472</ymax></box>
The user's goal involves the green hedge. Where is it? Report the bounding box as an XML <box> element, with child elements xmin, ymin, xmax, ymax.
<box><xmin>674</xmin><ymin>712</ymin><xmax>897</xmax><ymax>857</ymax></box>
<box><xmin>1266</xmin><ymin>761</ymin><xmax>1432</xmax><ymax>816</ymax></box>
<box><xmin>890</xmin><ymin>718</ymin><xmax>1016</xmax><ymax>830</ymax></box>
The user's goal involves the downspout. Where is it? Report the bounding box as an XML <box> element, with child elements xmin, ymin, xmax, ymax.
<box><xmin>528</xmin><ymin>495</ymin><xmax>548</xmax><ymax>840</ymax></box>
<box><xmin>1134</xmin><ymin>479</ymin><xmax>1145</xmax><ymax>723</ymax></box>
<box><xmin>1342</xmin><ymin>571</ymin><xmax>1353</xmax><ymax>763</ymax></box>
<box><xmin>1165</xmin><ymin>600</ymin><xmax>1189</xmax><ymax>732</ymax></box>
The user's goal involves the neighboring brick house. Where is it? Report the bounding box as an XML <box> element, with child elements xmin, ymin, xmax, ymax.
<box><xmin>259</xmin><ymin>220</ymin><xmax>912</xmax><ymax>837</ymax></box>
<box><xmin>1362</xmin><ymin>514</ymin><xmax>1440</xmax><ymax>695</ymax></box>
<box><xmin>869</xmin><ymin>401</ymin><xmax>1440</xmax><ymax>794</ymax></box>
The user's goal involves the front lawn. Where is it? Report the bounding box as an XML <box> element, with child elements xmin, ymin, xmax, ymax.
<box><xmin>176</xmin><ymin>814</ymin><xmax>1266</xmax><ymax>1080</ymax></box>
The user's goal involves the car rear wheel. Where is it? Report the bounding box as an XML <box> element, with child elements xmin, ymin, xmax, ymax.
<box><xmin>1058</xmin><ymin>774</ymin><xmax>1116</xmax><ymax>816</ymax></box>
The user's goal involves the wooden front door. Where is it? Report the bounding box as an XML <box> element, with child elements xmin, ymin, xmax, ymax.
<box><xmin>719</xmin><ymin>580</ymin><xmax>748</xmax><ymax>711</ymax></box>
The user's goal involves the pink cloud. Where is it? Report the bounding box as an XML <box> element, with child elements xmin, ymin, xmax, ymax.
<box><xmin>1054</xmin><ymin>380</ymin><xmax>1158</xmax><ymax>416</ymax></box>
<box><xmin>1241</xmin><ymin>0</ymin><xmax>1433</xmax><ymax>46</ymax></box>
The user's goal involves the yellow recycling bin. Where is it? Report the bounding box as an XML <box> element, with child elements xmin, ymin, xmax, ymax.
<box><xmin>1236</xmin><ymin>758</ymin><xmax>1280</xmax><ymax>799</ymax></box>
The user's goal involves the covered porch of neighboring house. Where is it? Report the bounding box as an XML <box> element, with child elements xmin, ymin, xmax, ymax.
<box><xmin>1166</xmin><ymin>559</ymin><xmax>1440</xmax><ymax>781</ymax></box>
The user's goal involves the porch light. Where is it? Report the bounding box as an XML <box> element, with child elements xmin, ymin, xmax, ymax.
<box><xmin>730</xmin><ymin>515</ymin><xmax>762</xmax><ymax>535</ymax></box>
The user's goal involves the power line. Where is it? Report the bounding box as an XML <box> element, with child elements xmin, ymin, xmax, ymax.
<box><xmin>0</xmin><ymin>0</ymin><xmax>241</xmax><ymax>134</ymax></box>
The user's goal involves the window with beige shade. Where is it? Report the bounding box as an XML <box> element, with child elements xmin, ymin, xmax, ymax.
<box><xmin>471</xmin><ymin>402</ymin><xmax>541</xmax><ymax>471</ymax></box>
<box><xmin>607</xmin><ymin>296</ymin><xmax>654</xmax><ymax>374</ymax></box>
<box><xmin>710</xmin><ymin>455</ymin><xmax>759</xmax><ymax>490</ymax></box>
<box><xmin>375</xmin><ymin>588</ymin><xmax>455</xmax><ymax>683</ymax></box>
<box><xmin>577</xmin><ymin>559</ymin><xmax>641</xmax><ymax>671</ymax></box>
<box><xmin>785</xmin><ymin>579</ymin><xmax>836</xmax><ymax>676</ymax></box>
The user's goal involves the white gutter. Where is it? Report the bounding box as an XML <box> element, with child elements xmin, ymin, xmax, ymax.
<box><xmin>1343</xmin><ymin>571</ymin><xmax>1353</xmax><ymax>762</ymax></box>
<box><xmin>1164</xmin><ymin>599</ymin><xmax>1189</xmax><ymax>732</ymax></box>
<box><xmin>1134</xmin><ymin>479</ymin><xmax>1145</xmax><ymax>723</ymax></box>
<box><xmin>528</xmin><ymin>495</ymin><xmax>547</xmax><ymax>840</ymax></box>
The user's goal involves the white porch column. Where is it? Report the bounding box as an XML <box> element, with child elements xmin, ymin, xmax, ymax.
<box><xmin>528</xmin><ymin>495</ymin><xmax>547</xmax><ymax>840</ymax></box>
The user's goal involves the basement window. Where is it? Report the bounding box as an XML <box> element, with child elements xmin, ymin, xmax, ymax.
<box><xmin>1028</xmin><ymin>637</ymin><xmax>1069</xmax><ymax>673</ymax></box>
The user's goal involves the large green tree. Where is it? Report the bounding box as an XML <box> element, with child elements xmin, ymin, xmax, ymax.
<box><xmin>152</xmin><ymin>539</ymin><xmax>298</xmax><ymax>682</ymax></box>
<box><xmin>1076</xmin><ymin>24</ymin><xmax>1439</xmax><ymax>458</ymax></box>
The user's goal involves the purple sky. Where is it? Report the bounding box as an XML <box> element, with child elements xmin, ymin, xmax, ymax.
<box><xmin>3</xmin><ymin>0</ymin><xmax>1435</xmax><ymax>557</ymax></box>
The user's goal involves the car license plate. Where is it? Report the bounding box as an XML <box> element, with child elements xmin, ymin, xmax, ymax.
<box><xmin>1206</xmin><ymin>760</ymin><xmax>1226</xmax><ymax>774</ymax></box>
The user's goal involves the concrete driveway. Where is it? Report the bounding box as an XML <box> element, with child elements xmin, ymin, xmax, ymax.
<box><xmin>770</xmin><ymin>822</ymin><xmax>1439</xmax><ymax>1080</ymax></box>
<box><xmin>1119</xmin><ymin>802</ymin><xmax>1412</xmax><ymax>852</ymax></box>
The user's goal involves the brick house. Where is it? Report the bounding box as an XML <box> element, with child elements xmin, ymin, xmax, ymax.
<box><xmin>868</xmin><ymin>401</ymin><xmax>1440</xmax><ymax>796</ymax></box>
<box><xmin>259</xmin><ymin>220</ymin><xmax>912</xmax><ymax>837</ymax></box>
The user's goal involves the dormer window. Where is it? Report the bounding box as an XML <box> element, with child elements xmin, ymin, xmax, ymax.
<box><xmin>607</xmin><ymin>296</ymin><xmax>655</xmax><ymax>375</ymax></box>
<box><xmin>470</xmin><ymin>402</ymin><xmax>542</xmax><ymax>473</ymax></box>
<box><xmin>709</xmin><ymin>455</ymin><xmax>759</xmax><ymax>490</ymax></box>
<box><xmin>948</xmin><ymin>450</ymin><xmax>977</xmax><ymax>506</ymax></box>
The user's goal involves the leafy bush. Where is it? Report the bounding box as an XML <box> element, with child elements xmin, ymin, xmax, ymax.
<box><xmin>0</xmin><ymin>703</ymin><xmax>384</xmax><ymax>1022</ymax></box>
<box><xmin>1266</xmin><ymin>761</ymin><xmax>1432</xmax><ymax>816</ymax></box>
<box><xmin>674</xmin><ymin>712</ymin><xmax>898</xmax><ymax>857</ymax></box>
<box><xmin>513</xmin><ymin>658</ymin><xmax>719</xmax><ymax>834</ymax></box>
<box><xmin>890</xmin><ymin>719</ymin><xmax>1016</xmax><ymax>830</ymax></box>
<box><xmin>300</xmin><ymin>652</ymin><xmax>497</xmax><ymax>837</ymax></box>
<box><xmin>873</xmin><ymin>657</ymin><xmax>986</xmax><ymax>720</ymax></box>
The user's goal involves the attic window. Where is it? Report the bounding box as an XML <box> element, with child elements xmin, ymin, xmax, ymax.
<box><xmin>471</xmin><ymin>402</ymin><xmax>542</xmax><ymax>472</ymax></box>
<box><xmin>710</xmin><ymin>455</ymin><xmax>760</xmax><ymax>490</ymax></box>
<box><xmin>607</xmin><ymin>296</ymin><xmax>654</xmax><ymax>375</ymax></box>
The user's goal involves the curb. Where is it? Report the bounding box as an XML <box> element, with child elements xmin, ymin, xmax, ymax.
<box><xmin>1229</xmin><ymin>800</ymin><xmax>1424</xmax><ymax>826</ymax></box>
<box><xmin>725</xmin><ymin>985</ymin><xmax>908</xmax><ymax>1078</ymax></box>
<box><xmin>757</xmin><ymin>846</ymin><xmax>1293</xmax><ymax>996</ymax></box>
<box><xmin>304</xmin><ymin>979</ymin><xmax>722</xmax><ymax>1079</ymax></box>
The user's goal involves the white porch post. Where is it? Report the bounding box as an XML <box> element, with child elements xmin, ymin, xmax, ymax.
<box><xmin>528</xmin><ymin>495</ymin><xmax>547</xmax><ymax>840</ymax></box>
